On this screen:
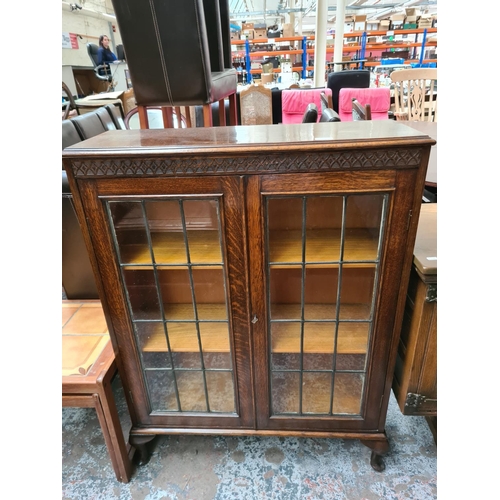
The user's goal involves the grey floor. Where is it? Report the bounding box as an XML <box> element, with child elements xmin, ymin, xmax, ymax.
<box><xmin>62</xmin><ymin>375</ymin><xmax>437</xmax><ymax>499</ymax></box>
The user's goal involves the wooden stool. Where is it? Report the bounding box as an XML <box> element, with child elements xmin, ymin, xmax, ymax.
<box><xmin>62</xmin><ymin>300</ymin><xmax>134</xmax><ymax>483</ymax></box>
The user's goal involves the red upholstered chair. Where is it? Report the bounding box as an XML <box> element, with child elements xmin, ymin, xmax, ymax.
<box><xmin>338</xmin><ymin>87</ymin><xmax>391</xmax><ymax>121</ymax></box>
<box><xmin>281</xmin><ymin>88</ymin><xmax>333</xmax><ymax>124</ymax></box>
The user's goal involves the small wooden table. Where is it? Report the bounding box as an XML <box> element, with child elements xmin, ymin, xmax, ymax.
<box><xmin>62</xmin><ymin>300</ymin><xmax>133</xmax><ymax>483</ymax></box>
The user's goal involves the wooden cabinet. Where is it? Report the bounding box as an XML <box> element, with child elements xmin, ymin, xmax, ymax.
<box><xmin>63</xmin><ymin>121</ymin><xmax>434</xmax><ymax>471</ymax></box>
<box><xmin>392</xmin><ymin>203</ymin><xmax>437</xmax><ymax>439</ymax></box>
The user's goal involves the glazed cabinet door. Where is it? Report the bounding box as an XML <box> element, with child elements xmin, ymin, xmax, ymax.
<box><xmin>77</xmin><ymin>176</ymin><xmax>254</xmax><ymax>429</ymax></box>
<box><xmin>247</xmin><ymin>170</ymin><xmax>417</xmax><ymax>432</ymax></box>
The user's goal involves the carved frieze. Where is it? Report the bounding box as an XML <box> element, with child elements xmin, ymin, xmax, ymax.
<box><xmin>71</xmin><ymin>148</ymin><xmax>422</xmax><ymax>177</ymax></box>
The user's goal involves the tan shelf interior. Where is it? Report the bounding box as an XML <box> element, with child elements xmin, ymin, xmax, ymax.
<box><xmin>271</xmin><ymin>303</ymin><xmax>372</xmax><ymax>321</ymax></box>
<box><xmin>119</xmin><ymin>228</ymin><xmax>379</xmax><ymax>269</ymax></box>
<box><xmin>271</xmin><ymin>321</ymin><xmax>369</xmax><ymax>354</ymax></box>
<box><xmin>139</xmin><ymin>303</ymin><xmax>370</xmax><ymax>355</ymax></box>
<box><xmin>140</xmin><ymin>304</ymin><xmax>229</xmax><ymax>352</ymax></box>
<box><xmin>119</xmin><ymin>230</ymin><xmax>222</xmax><ymax>268</ymax></box>
<box><xmin>269</xmin><ymin>229</ymin><xmax>379</xmax><ymax>265</ymax></box>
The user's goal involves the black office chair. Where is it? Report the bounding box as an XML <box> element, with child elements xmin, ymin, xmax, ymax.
<box><xmin>86</xmin><ymin>43</ymin><xmax>113</xmax><ymax>85</ymax></box>
<box><xmin>326</xmin><ymin>70</ymin><xmax>371</xmax><ymax>113</ymax></box>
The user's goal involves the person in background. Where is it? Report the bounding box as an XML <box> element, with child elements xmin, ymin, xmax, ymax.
<box><xmin>97</xmin><ymin>35</ymin><xmax>117</xmax><ymax>76</ymax></box>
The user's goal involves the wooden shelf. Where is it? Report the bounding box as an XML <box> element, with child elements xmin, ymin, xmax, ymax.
<box><xmin>269</xmin><ymin>229</ymin><xmax>379</xmax><ymax>265</ymax></box>
<box><xmin>271</xmin><ymin>303</ymin><xmax>372</xmax><ymax>321</ymax></box>
<box><xmin>119</xmin><ymin>230</ymin><xmax>222</xmax><ymax>268</ymax></box>
<box><xmin>271</xmin><ymin>321</ymin><xmax>369</xmax><ymax>354</ymax></box>
<box><xmin>140</xmin><ymin>304</ymin><xmax>229</xmax><ymax>352</ymax></box>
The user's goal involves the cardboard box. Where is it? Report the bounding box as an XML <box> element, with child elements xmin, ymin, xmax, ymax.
<box><xmin>254</xmin><ymin>28</ymin><xmax>267</xmax><ymax>39</ymax></box>
<box><xmin>242</xmin><ymin>29</ymin><xmax>254</xmax><ymax>40</ymax></box>
<box><xmin>418</xmin><ymin>16</ymin><xmax>433</xmax><ymax>29</ymax></box>
<box><xmin>405</xmin><ymin>8</ymin><xmax>418</xmax><ymax>23</ymax></box>
<box><xmin>353</xmin><ymin>15</ymin><xmax>367</xmax><ymax>32</ymax></box>
<box><xmin>261</xmin><ymin>73</ymin><xmax>273</xmax><ymax>84</ymax></box>
<box><xmin>230</xmin><ymin>31</ymin><xmax>239</xmax><ymax>41</ymax></box>
<box><xmin>366</xmin><ymin>21</ymin><xmax>380</xmax><ymax>31</ymax></box>
<box><xmin>380</xmin><ymin>20</ymin><xmax>391</xmax><ymax>30</ymax></box>
<box><xmin>242</xmin><ymin>22</ymin><xmax>254</xmax><ymax>30</ymax></box>
<box><xmin>282</xmin><ymin>23</ymin><xmax>294</xmax><ymax>37</ymax></box>
<box><xmin>390</xmin><ymin>14</ymin><xmax>406</xmax><ymax>30</ymax></box>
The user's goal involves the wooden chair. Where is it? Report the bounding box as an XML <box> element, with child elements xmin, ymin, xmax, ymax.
<box><xmin>239</xmin><ymin>84</ymin><xmax>273</xmax><ymax>125</ymax></box>
<box><xmin>352</xmin><ymin>98</ymin><xmax>372</xmax><ymax>121</ymax></box>
<box><xmin>124</xmin><ymin>106</ymin><xmax>188</xmax><ymax>129</ymax></box>
<box><xmin>62</xmin><ymin>82</ymin><xmax>81</xmax><ymax>120</ymax></box>
<box><xmin>62</xmin><ymin>300</ymin><xmax>134</xmax><ymax>482</ymax></box>
<box><xmin>390</xmin><ymin>68</ymin><xmax>437</xmax><ymax>122</ymax></box>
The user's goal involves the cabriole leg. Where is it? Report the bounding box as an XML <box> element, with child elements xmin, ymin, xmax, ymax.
<box><xmin>360</xmin><ymin>435</ymin><xmax>390</xmax><ymax>472</ymax></box>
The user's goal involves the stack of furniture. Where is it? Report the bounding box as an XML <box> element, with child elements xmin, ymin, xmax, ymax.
<box><xmin>326</xmin><ymin>70</ymin><xmax>371</xmax><ymax>114</ymax></box>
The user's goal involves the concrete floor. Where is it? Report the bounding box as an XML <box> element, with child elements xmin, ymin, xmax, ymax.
<box><xmin>62</xmin><ymin>375</ymin><xmax>437</xmax><ymax>499</ymax></box>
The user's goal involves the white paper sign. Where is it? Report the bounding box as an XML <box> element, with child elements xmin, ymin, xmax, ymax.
<box><xmin>62</xmin><ymin>32</ymin><xmax>72</xmax><ymax>49</ymax></box>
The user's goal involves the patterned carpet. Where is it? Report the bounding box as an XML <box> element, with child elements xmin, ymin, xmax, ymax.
<box><xmin>62</xmin><ymin>376</ymin><xmax>437</xmax><ymax>500</ymax></box>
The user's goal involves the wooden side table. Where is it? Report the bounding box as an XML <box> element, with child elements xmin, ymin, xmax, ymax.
<box><xmin>62</xmin><ymin>300</ymin><xmax>134</xmax><ymax>483</ymax></box>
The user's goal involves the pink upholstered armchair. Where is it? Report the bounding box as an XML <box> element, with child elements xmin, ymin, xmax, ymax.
<box><xmin>338</xmin><ymin>87</ymin><xmax>391</xmax><ymax>121</ymax></box>
<box><xmin>281</xmin><ymin>88</ymin><xmax>333</xmax><ymax>124</ymax></box>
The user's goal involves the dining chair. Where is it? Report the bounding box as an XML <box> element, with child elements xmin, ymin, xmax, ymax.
<box><xmin>281</xmin><ymin>88</ymin><xmax>332</xmax><ymax>124</ymax></box>
<box><xmin>62</xmin><ymin>82</ymin><xmax>81</xmax><ymax>120</ymax></box>
<box><xmin>124</xmin><ymin>106</ymin><xmax>187</xmax><ymax>129</ymax></box>
<box><xmin>239</xmin><ymin>84</ymin><xmax>273</xmax><ymax>125</ymax></box>
<box><xmin>338</xmin><ymin>87</ymin><xmax>390</xmax><ymax>121</ymax></box>
<box><xmin>110</xmin><ymin>0</ymin><xmax>238</xmax><ymax>128</ymax></box>
<box><xmin>390</xmin><ymin>68</ymin><xmax>437</xmax><ymax>122</ymax></box>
